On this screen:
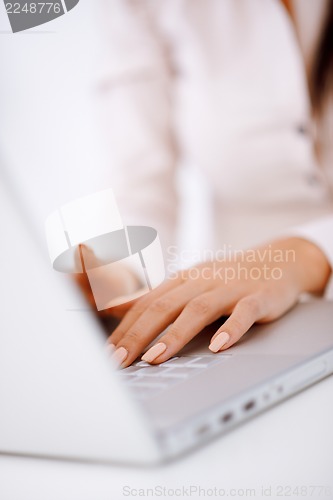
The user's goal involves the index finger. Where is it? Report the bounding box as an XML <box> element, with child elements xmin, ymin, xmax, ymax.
<box><xmin>107</xmin><ymin>274</ymin><xmax>184</xmax><ymax>346</ymax></box>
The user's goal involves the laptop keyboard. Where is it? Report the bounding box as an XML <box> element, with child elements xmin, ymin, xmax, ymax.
<box><xmin>120</xmin><ymin>354</ymin><xmax>231</xmax><ymax>400</ymax></box>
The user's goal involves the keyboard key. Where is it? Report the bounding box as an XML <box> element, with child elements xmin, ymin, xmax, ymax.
<box><xmin>119</xmin><ymin>354</ymin><xmax>230</xmax><ymax>400</ymax></box>
<box><xmin>122</xmin><ymin>365</ymin><xmax>143</xmax><ymax>374</ymax></box>
<box><xmin>134</xmin><ymin>361</ymin><xmax>151</xmax><ymax>367</ymax></box>
<box><xmin>160</xmin><ymin>357</ymin><xmax>191</xmax><ymax>367</ymax></box>
<box><xmin>186</xmin><ymin>356</ymin><xmax>224</xmax><ymax>368</ymax></box>
<box><xmin>137</xmin><ymin>366</ymin><xmax>172</xmax><ymax>376</ymax></box>
<box><xmin>160</xmin><ymin>368</ymin><xmax>191</xmax><ymax>378</ymax></box>
<box><xmin>129</xmin><ymin>376</ymin><xmax>167</xmax><ymax>387</ymax></box>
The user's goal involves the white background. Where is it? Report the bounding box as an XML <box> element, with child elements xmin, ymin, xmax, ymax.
<box><xmin>0</xmin><ymin>0</ymin><xmax>211</xmax><ymax>258</ymax></box>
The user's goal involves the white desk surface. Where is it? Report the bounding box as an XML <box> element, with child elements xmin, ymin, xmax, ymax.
<box><xmin>1</xmin><ymin>376</ymin><xmax>332</xmax><ymax>500</ymax></box>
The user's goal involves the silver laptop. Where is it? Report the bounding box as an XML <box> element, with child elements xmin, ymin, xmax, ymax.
<box><xmin>1</xmin><ymin>174</ymin><xmax>333</xmax><ymax>465</ymax></box>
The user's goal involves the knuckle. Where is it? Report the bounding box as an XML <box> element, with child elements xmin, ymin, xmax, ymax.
<box><xmin>187</xmin><ymin>296</ymin><xmax>210</xmax><ymax>315</ymax></box>
<box><xmin>165</xmin><ymin>326</ymin><xmax>183</xmax><ymax>343</ymax></box>
<box><xmin>229</xmin><ymin>317</ymin><xmax>244</xmax><ymax>335</ymax></box>
<box><xmin>169</xmin><ymin>271</ymin><xmax>184</xmax><ymax>283</ymax></box>
<box><xmin>109</xmin><ymin>329</ymin><xmax>125</xmax><ymax>341</ymax></box>
<box><xmin>149</xmin><ymin>297</ymin><xmax>172</xmax><ymax>313</ymax></box>
<box><xmin>123</xmin><ymin>329</ymin><xmax>141</xmax><ymax>343</ymax></box>
<box><xmin>130</xmin><ymin>299</ymin><xmax>148</xmax><ymax>315</ymax></box>
<box><xmin>241</xmin><ymin>296</ymin><xmax>262</xmax><ymax>317</ymax></box>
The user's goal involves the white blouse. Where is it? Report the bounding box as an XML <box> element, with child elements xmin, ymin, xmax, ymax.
<box><xmin>96</xmin><ymin>0</ymin><xmax>333</xmax><ymax>292</ymax></box>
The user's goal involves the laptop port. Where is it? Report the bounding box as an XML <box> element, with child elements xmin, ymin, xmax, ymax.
<box><xmin>220</xmin><ymin>412</ymin><xmax>234</xmax><ymax>424</ymax></box>
<box><xmin>243</xmin><ymin>400</ymin><xmax>256</xmax><ymax>412</ymax></box>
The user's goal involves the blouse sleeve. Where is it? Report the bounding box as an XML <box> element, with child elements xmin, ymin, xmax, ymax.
<box><xmin>96</xmin><ymin>0</ymin><xmax>178</xmax><ymax>253</ymax></box>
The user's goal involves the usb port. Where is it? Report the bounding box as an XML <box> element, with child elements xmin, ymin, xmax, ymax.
<box><xmin>220</xmin><ymin>412</ymin><xmax>234</xmax><ymax>424</ymax></box>
<box><xmin>243</xmin><ymin>400</ymin><xmax>256</xmax><ymax>412</ymax></box>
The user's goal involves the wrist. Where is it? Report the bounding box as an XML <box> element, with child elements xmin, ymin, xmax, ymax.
<box><xmin>283</xmin><ymin>237</ymin><xmax>331</xmax><ymax>294</ymax></box>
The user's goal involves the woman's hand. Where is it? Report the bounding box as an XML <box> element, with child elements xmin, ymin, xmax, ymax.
<box><xmin>107</xmin><ymin>237</ymin><xmax>331</xmax><ymax>367</ymax></box>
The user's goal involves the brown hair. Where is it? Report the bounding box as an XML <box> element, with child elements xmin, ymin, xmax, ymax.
<box><xmin>310</xmin><ymin>0</ymin><xmax>333</xmax><ymax>114</ymax></box>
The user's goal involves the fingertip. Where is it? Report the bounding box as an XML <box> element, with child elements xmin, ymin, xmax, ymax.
<box><xmin>110</xmin><ymin>346</ymin><xmax>128</xmax><ymax>368</ymax></box>
<box><xmin>141</xmin><ymin>342</ymin><xmax>167</xmax><ymax>363</ymax></box>
<box><xmin>209</xmin><ymin>331</ymin><xmax>230</xmax><ymax>353</ymax></box>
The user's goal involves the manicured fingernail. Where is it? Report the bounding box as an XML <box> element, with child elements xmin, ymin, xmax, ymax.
<box><xmin>209</xmin><ymin>332</ymin><xmax>230</xmax><ymax>353</ymax></box>
<box><xmin>111</xmin><ymin>346</ymin><xmax>128</xmax><ymax>367</ymax></box>
<box><xmin>141</xmin><ymin>343</ymin><xmax>167</xmax><ymax>363</ymax></box>
<box><xmin>106</xmin><ymin>343</ymin><xmax>116</xmax><ymax>356</ymax></box>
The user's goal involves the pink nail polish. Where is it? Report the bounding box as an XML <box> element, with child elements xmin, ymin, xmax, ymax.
<box><xmin>111</xmin><ymin>346</ymin><xmax>128</xmax><ymax>367</ymax></box>
<box><xmin>141</xmin><ymin>343</ymin><xmax>167</xmax><ymax>363</ymax></box>
<box><xmin>209</xmin><ymin>332</ymin><xmax>230</xmax><ymax>353</ymax></box>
